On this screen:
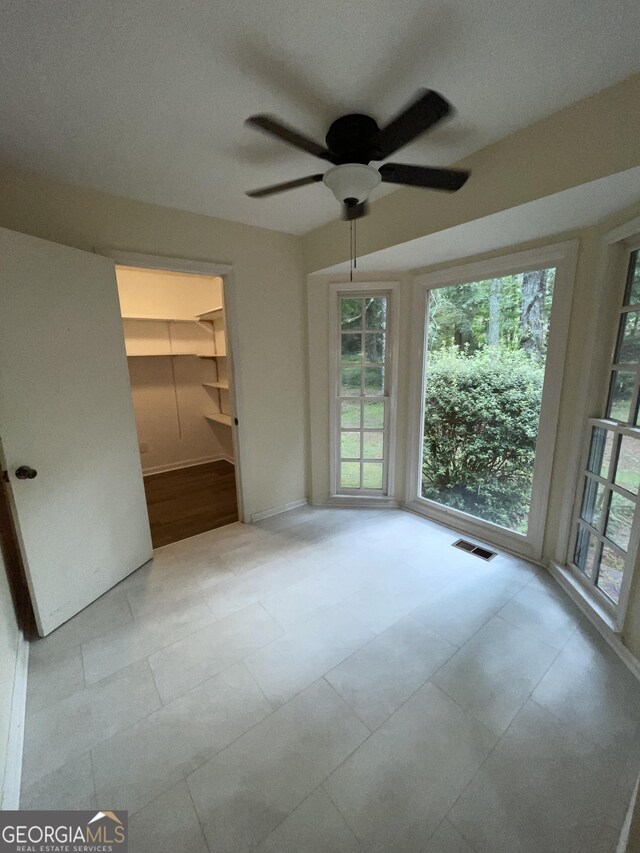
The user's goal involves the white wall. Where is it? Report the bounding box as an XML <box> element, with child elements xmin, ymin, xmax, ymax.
<box><xmin>0</xmin><ymin>555</ymin><xmax>20</xmax><ymax>807</ymax></box>
<box><xmin>116</xmin><ymin>266</ymin><xmax>223</xmax><ymax>319</ymax></box>
<box><xmin>116</xmin><ymin>267</ymin><xmax>233</xmax><ymax>473</ymax></box>
<box><xmin>0</xmin><ymin>164</ymin><xmax>307</xmax><ymax>521</ymax></box>
<box><xmin>126</xmin><ymin>357</ymin><xmax>233</xmax><ymax>474</ymax></box>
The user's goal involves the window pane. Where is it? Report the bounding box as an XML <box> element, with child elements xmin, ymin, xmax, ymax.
<box><xmin>625</xmin><ymin>251</ymin><xmax>640</xmax><ymax>306</ymax></box>
<box><xmin>364</xmin><ymin>367</ymin><xmax>384</xmax><ymax>396</ymax></box>
<box><xmin>365</xmin><ymin>297</ymin><xmax>387</xmax><ymax>329</ymax></box>
<box><xmin>341</xmin><ymin>298</ymin><xmax>363</xmax><ymax>331</ymax></box>
<box><xmin>579</xmin><ymin>477</ymin><xmax>604</xmax><ymax>527</ymax></box>
<box><xmin>596</xmin><ymin>544</ymin><xmax>625</xmax><ymax>604</ymax></box>
<box><xmin>573</xmin><ymin>524</ymin><xmax>598</xmax><ymax>578</ymax></box>
<box><xmin>340</xmin><ymin>400</ymin><xmax>361</xmax><ymax>428</ymax></box>
<box><xmin>363</xmin><ymin>431</ymin><xmax>384</xmax><ymax>459</ymax></box>
<box><xmin>362</xmin><ymin>462</ymin><xmax>383</xmax><ymax>489</ymax></box>
<box><xmin>420</xmin><ymin>268</ymin><xmax>555</xmax><ymax>535</ymax></box>
<box><xmin>587</xmin><ymin>427</ymin><xmax>613</xmax><ymax>479</ymax></box>
<box><xmin>341</xmin><ymin>367</ymin><xmax>361</xmax><ymax>395</ymax></box>
<box><xmin>613</xmin><ymin>434</ymin><xmax>640</xmax><ymax>495</ymax></box>
<box><xmin>341</xmin><ymin>333</ymin><xmax>362</xmax><ymax>363</ymax></box>
<box><xmin>340</xmin><ymin>432</ymin><xmax>360</xmax><ymax>459</ymax></box>
<box><xmin>364</xmin><ymin>333</ymin><xmax>385</xmax><ymax>364</ymax></box>
<box><xmin>363</xmin><ymin>400</ymin><xmax>385</xmax><ymax>428</ymax></box>
<box><xmin>605</xmin><ymin>491</ymin><xmax>635</xmax><ymax>551</ymax></box>
<box><xmin>587</xmin><ymin>426</ymin><xmax>614</xmax><ymax>478</ymax></box>
<box><xmin>607</xmin><ymin>370</ymin><xmax>635</xmax><ymax>422</ymax></box>
<box><xmin>616</xmin><ymin>311</ymin><xmax>640</xmax><ymax>363</ymax></box>
<box><xmin>340</xmin><ymin>461</ymin><xmax>360</xmax><ymax>488</ymax></box>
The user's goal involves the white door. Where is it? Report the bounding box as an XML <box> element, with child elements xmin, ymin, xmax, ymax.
<box><xmin>0</xmin><ymin>227</ymin><xmax>152</xmax><ymax>635</ymax></box>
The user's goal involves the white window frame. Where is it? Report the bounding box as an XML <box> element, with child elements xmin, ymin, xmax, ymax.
<box><xmin>329</xmin><ymin>281</ymin><xmax>400</xmax><ymax>502</ymax></box>
<box><xmin>568</xmin><ymin>418</ymin><xmax>640</xmax><ymax>629</ymax></box>
<box><xmin>563</xmin><ymin>231</ymin><xmax>640</xmax><ymax>630</ymax></box>
<box><xmin>603</xmin><ymin>238</ymin><xmax>640</xmax><ymax>423</ymax></box>
<box><xmin>405</xmin><ymin>241</ymin><xmax>578</xmax><ymax>562</ymax></box>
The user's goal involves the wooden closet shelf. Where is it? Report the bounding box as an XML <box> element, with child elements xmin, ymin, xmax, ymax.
<box><xmin>197</xmin><ymin>307</ymin><xmax>225</xmax><ymax>321</ymax></box>
<box><xmin>122</xmin><ymin>315</ymin><xmax>199</xmax><ymax>322</ymax></box>
<box><xmin>126</xmin><ymin>352</ymin><xmax>200</xmax><ymax>357</ymax></box>
<box><xmin>126</xmin><ymin>351</ymin><xmax>226</xmax><ymax>358</ymax></box>
<box><xmin>205</xmin><ymin>412</ymin><xmax>232</xmax><ymax>427</ymax></box>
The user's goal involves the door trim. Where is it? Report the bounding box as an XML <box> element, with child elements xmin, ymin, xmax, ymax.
<box><xmin>99</xmin><ymin>250</ymin><xmax>232</xmax><ymax>278</ymax></box>
<box><xmin>405</xmin><ymin>240</ymin><xmax>579</xmax><ymax>561</ymax></box>
<box><xmin>99</xmin><ymin>250</ymin><xmax>247</xmax><ymax>523</ymax></box>
<box><xmin>1</xmin><ymin>635</ymin><xmax>28</xmax><ymax>809</ymax></box>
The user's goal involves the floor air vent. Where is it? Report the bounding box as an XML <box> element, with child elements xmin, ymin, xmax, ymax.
<box><xmin>452</xmin><ymin>539</ymin><xmax>496</xmax><ymax>561</ymax></box>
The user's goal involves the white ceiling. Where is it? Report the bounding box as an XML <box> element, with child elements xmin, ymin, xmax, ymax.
<box><xmin>317</xmin><ymin>168</ymin><xmax>640</xmax><ymax>273</ymax></box>
<box><xmin>0</xmin><ymin>0</ymin><xmax>638</xmax><ymax>235</ymax></box>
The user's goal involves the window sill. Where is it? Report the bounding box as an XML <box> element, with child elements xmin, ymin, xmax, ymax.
<box><xmin>321</xmin><ymin>495</ymin><xmax>400</xmax><ymax>508</ymax></box>
<box><xmin>546</xmin><ymin>561</ymin><xmax>640</xmax><ymax>689</ymax></box>
<box><xmin>548</xmin><ymin>560</ymin><xmax>619</xmax><ymax>633</ymax></box>
<box><xmin>548</xmin><ymin>560</ymin><xmax>640</xmax><ymax>684</ymax></box>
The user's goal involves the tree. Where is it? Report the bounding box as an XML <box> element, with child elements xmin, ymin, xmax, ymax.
<box><xmin>520</xmin><ymin>269</ymin><xmax>549</xmax><ymax>359</ymax></box>
<box><xmin>488</xmin><ymin>278</ymin><xmax>501</xmax><ymax>346</ymax></box>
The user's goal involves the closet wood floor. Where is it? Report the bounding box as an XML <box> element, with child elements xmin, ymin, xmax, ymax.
<box><xmin>144</xmin><ymin>460</ymin><xmax>238</xmax><ymax>547</ymax></box>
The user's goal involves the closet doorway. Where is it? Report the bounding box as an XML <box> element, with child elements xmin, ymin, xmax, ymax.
<box><xmin>113</xmin><ymin>257</ymin><xmax>242</xmax><ymax>547</ymax></box>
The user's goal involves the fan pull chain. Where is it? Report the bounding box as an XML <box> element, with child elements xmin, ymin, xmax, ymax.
<box><xmin>349</xmin><ymin>217</ymin><xmax>358</xmax><ymax>282</ymax></box>
<box><xmin>354</xmin><ymin>218</ymin><xmax>357</xmax><ymax>270</ymax></box>
<box><xmin>349</xmin><ymin>220</ymin><xmax>353</xmax><ymax>282</ymax></box>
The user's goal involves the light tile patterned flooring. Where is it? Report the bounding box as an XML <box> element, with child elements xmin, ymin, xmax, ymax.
<box><xmin>21</xmin><ymin>507</ymin><xmax>640</xmax><ymax>852</ymax></box>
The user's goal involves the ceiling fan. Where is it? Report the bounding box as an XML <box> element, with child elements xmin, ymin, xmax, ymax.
<box><xmin>244</xmin><ymin>89</ymin><xmax>470</xmax><ymax>220</ymax></box>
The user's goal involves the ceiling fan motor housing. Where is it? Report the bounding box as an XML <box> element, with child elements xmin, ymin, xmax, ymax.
<box><xmin>322</xmin><ymin>163</ymin><xmax>382</xmax><ymax>205</ymax></box>
<box><xmin>325</xmin><ymin>113</ymin><xmax>382</xmax><ymax>163</ymax></box>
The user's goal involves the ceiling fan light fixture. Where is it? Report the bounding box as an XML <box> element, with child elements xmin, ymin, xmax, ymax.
<box><xmin>322</xmin><ymin>163</ymin><xmax>381</xmax><ymax>205</ymax></box>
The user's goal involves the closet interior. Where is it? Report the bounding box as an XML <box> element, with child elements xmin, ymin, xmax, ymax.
<box><xmin>115</xmin><ymin>265</ymin><xmax>238</xmax><ymax>547</ymax></box>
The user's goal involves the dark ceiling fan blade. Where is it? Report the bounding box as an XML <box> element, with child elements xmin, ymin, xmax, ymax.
<box><xmin>246</xmin><ymin>115</ymin><xmax>338</xmax><ymax>163</ymax></box>
<box><xmin>376</xmin><ymin>90</ymin><xmax>452</xmax><ymax>159</ymax></box>
<box><xmin>379</xmin><ymin>162</ymin><xmax>469</xmax><ymax>192</ymax></box>
<box><xmin>343</xmin><ymin>200</ymin><xmax>369</xmax><ymax>221</ymax></box>
<box><xmin>246</xmin><ymin>174</ymin><xmax>324</xmax><ymax>198</ymax></box>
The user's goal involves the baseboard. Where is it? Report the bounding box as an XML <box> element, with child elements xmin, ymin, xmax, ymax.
<box><xmin>316</xmin><ymin>497</ymin><xmax>400</xmax><ymax>509</ymax></box>
<box><xmin>142</xmin><ymin>454</ymin><xmax>234</xmax><ymax>476</ymax></box>
<box><xmin>250</xmin><ymin>499</ymin><xmax>308</xmax><ymax>523</ymax></box>
<box><xmin>401</xmin><ymin>504</ymin><xmax>546</xmax><ymax>568</ymax></box>
<box><xmin>617</xmin><ymin>774</ymin><xmax>639</xmax><ymax>852</ymax></box>
<box><xmin>548</xmin><ymin>560</ymin><xmax>640</xmax><ymax>683</ymax></box>
<box><xmin>1</xmin><ymin>633</ymin><xmax>29</xmax><ymax>809</ymax></box>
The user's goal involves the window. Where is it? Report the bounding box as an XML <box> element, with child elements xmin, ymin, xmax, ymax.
<box><xmin>419</xmin><ymin>267</ymin><xmax>555</xmax><ymax>535</ymax></box>
<box><xmin>332</xmin><ymin>287</ymin><xmax>396</xmax><ymax>496</ymax></box>
<box><xmin>569</xmin><ymin>248</ymin><xmax>640</xmax><ymax>619</ymax></box>
<box><xmin>407</xmin><ymin>243</ymin><xmax>577</xmax><ymax>561</ymax></box>
<box><xmin>606</xmin><ymin>249</ymin><xmax>640</xmax><ymax>424</ymax></box>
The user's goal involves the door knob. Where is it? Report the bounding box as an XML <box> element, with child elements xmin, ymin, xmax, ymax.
<box><xmin>15</xmin><ymin>466</ymin><xmax>37</xmax><ymax>480</ymax></box>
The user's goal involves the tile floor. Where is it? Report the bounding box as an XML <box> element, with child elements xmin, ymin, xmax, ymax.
<box><xmin>20</xmin><ymin>507</ymin><xmax>640</xmax><ymax>852</ymax></box>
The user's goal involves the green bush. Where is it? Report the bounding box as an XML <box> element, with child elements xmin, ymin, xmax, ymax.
<box><xmin>422</xmin><ymin>346</ymin><xmax>544</xmax><ymax>530</ymax></box>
